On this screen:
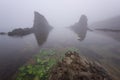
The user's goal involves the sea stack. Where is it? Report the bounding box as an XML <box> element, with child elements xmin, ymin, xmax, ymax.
<box><xmin>33</xmin><ymin>11</ymin><xmax>52</xmax><ymax>46</ymax></box>
<box><xmin>71</xmin><ymin>15</ymin><xmax>88</xmax><ymax>41</ymax></box>
<box><xmin>79</xmin><ymin>15</ymin><xmax>88</xmax><ymax>28</ymax></box>
<box><xmin>71</xmin><ymin>15</ymin><xmax>88</xmax><ymax>32</ymax></box>
<box><xmin>33</xmin><ymin>11</ymin><xmax>52</xmax><ymax>33</ymax></box>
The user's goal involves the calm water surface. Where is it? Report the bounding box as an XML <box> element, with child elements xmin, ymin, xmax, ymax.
<box><xmin>0</xmin><ymin>28</ymin><xmax>120</xmax><ymax>80</ymax></box>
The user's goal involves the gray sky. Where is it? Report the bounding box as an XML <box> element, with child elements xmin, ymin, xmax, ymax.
<box><xmin>0</xmin><ymin>0</ymin><xmax>120</xmax><ymax>32</ymax></box>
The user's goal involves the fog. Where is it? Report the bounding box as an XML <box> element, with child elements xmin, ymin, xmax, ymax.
<box><xmin>0</xmin><ymin>0</ymin><xmax>120</xmax><ymax>32</ymax></box>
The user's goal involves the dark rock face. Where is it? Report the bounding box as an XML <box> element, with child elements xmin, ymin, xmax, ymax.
<box><xmin>79</xmin><ymin>15</ymin><xmax>88</xmax><ymax>28</ymax></box>
<box><xmin>32</xmin><ymin>12</ymin><xmax>52</xmax><ymax>46</ymax></box>
<box><xmin>72</xmin><ymin>15</ymin><xmax>88</xmax><ymax>31</ymax></box>
<box><xmin>71</xmin><ymin>15</ymin><xmax>88</xmax><ymax>41</ymax></box>
<box><xmin>33</xmin><ymin>11</ymin><xmax>52</xmax><ymax>33</ymax></box>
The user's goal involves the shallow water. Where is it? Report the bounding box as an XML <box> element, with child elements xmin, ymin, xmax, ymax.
<box><xmin>0</xmin><ymin>28</ymin><xmax>120</xmax><ymax>80</ymax></box>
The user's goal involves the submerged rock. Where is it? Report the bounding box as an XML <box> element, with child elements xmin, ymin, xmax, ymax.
<box><xmin>49</xmin><ymin>51</ymin><xmax>112</xmax><ymax>80</ymax></box>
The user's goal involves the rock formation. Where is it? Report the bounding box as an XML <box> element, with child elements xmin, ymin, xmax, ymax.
<box><xmin>49</xmin><ymin>51</ymin><xmax>112</xmax><ymax>80</ymax></box>
<box><xmin>71</xmin><ymin>15</ymin><xmax>88</xmax><ymax>31</ymax></box>
<box><xmin>8</xmin><ymin>28</ymin><xmax>32</xmax><ymax>36</ymax></box>
<box><xmin>33</xmin><ymin>11</ymin><xmax>52</xmax><ymax>33</ymax></box>
<box><xmin>32</xmin><ymin>12</ymin><xmax>52</xmax><ymax>46</ymax></box>
<box><xmin>0</xmin><ymin>32</ymin><xmax>6</xmax><ymax>35</ymax></box>
<box><xmin>79</xmin><ymin>15</ymin><xmax>88</xmax><ymax>28</ymax></box>
<box><xmin>71</xmin><ymin>15</ymin><xmax>88</xmax><ymax>41</ymax></box>
<box><xmin>7</xmin><ymin>11</ymin><xmax>52</xmax><ymax>37</ymax></box>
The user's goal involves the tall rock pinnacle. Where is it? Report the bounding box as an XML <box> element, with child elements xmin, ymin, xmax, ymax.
<box><xmin>79</xmin><ymin>15</ymin><xmax>88</xmax><ymax>27</ymax></box>
<box><xmin>33</xmin><ymin>11</ymin><xmax>52</xmax><ymax>32</ymax></box>
<box><xmin>71</xmin><ymin>15</ymin><xmax>88</xmax><ymax>41</ymax></box>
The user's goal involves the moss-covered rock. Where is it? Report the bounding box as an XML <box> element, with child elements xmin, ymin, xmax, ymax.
<box><xmin>49</xmin><ymin>51</ymin><xmax>112</xmax><ymax>80</ymax></box>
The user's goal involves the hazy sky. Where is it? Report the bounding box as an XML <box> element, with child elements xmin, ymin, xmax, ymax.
<box><xmin>0</xmin><ymin>0</ymin><xmax>120</xmax><ymax>32</ymax></box>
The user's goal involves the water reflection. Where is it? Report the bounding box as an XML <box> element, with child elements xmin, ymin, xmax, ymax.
<box><xmin>0</xmin><ymin>27</ymin><xmax>120</xmax><ymax>80</ymax></box>
<box><xmin>73</xmin><ymin>27</ymin><xmax>87</xmax><ymax>41</ymax></box>
<box><xmin>34</xmin><ymin>30</ymin><xmax>51</xmax><ymax>46</ymax></box>
<box><xmin>0</xmin><ymin>30</ymin><xmax>51</xmax><ymax>80</ymax></box>
<box><xmin>7</xmin><ymin>29</ymin><xmax>51</xmax><ymax>47</ymax></box>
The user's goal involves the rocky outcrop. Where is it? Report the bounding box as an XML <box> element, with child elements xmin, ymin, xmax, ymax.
<box><xmin>79</xmin><ymin>15</ymin><xmax>88</xmax><ymax>28</ymax></box>
<box><xmin>71</xmin><ymin>15</ymin><xmax>88</xmax><ymax>41</ymax></box>
<box><xmin>33</xmin><ymin>11</ymin><xmax>52</xmax><ymax>33</ymax></box>
<box><xmin>49</xmin><ymin>51</ymin><xmax>112</xmax><ymax>80</ymax></box>
<box><xmin>32</xmin><ymin>12</ymin><xmax>52</xmax><ymax>46</ymax></box>
<box><xmin>71</xmin><ymin>15</ymin><xmax>88</xmax><ymax>31</ymax></box>
<box><xmin>8</xmin><ymin>11</ymin><xmax>52</xmax><ymax>37</ymax></box>
<box><xmin>0</xmin><ymin>32</ymin><xmax>6</xmax><ymax>35</ymax></box>
<box><xmin>8</xmin><ymin>28</ymin><xmax>32</xmax><ymax>36</ymax></box>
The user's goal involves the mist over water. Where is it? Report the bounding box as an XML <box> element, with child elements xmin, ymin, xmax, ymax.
<box><xmin>0</xmin><ymin>0</ymin><xmax>120</xmax><ymax>80</ymax></box>
<box><xmin>0</xmin><ymin>0</ymin><xmax>120</xmax><ymax>31</ymax></box>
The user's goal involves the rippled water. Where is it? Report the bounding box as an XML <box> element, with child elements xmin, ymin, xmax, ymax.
<box><xmin>0</xmin><ymin>28</ymin><xmax>120</xmax><ymax>80</ymax></box>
